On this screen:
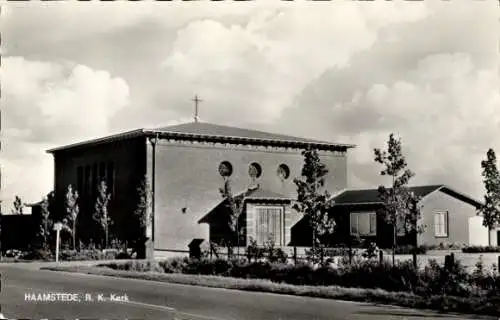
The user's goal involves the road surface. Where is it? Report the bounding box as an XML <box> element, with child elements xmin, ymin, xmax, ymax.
<box><xmin>0</xmin><ymin>263</ymin><xmax>492</xmax><ymax>320</ymax></box>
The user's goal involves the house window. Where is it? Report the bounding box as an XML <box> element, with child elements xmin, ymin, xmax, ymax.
<box><xmin>434</xmin><ymin>211</ymin><xmax>448</xmax><ymax>237</ymax></box>
<box><xmin>106</xmin><ymin>162</ymin><xmax>115</xmax><ymax>196</ymax></box>
<box><xmin>99</xmin><ymin>162</ymin><xmax>106</xmax><ymax>180</ymax></box>
<box><xmin>84</xmin><ymin>165</ymin><xmax>91</xmax><ymax>199</ymax></box>
<box><xmin>350</xmin><ymin>212</ymin><xmax>377</xmax><ymax>236</ymax></box>
<box><xmin>76</xmin><ymin>166</ymin><xmax>83</xmax><ymax>198</ymax></box>
<box><xmin>255</xmin><ymin>206</ymin><xmax>284</xmax><ymax>246</ymax></box>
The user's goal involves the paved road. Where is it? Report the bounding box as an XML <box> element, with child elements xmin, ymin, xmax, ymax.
<box><xmin>0</xmin><ymin>263</ymin><xmax>492</xmax><ymax>320</ymax></box>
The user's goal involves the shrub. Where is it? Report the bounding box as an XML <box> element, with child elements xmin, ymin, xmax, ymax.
<box><xmin>394</xmin><ymin>245</ymin><xmax>427</xmax><ymax>255</ymax></box>
<box><xmin>245</xmin><ymin>238</ymin><xmax>288</xmax><ymax>263</ymax></box>
<box><xmin>20</xmin><ymin>248</ymin><xmax>53</xmax><ymax>261</ymax></box>
<box><xmin>58</xmin><ymin>249</ymin><xmax>119</xmax><ymax>261</ymax></box>
<box><xmin>362</xmin><ymin>242</ymin><xmax>379</xmax><ymax>259</ymax></box>
<box><xmin>462</xmin><ymin>246</ymin><xmax>500</xmax><ymax>253</ymax></box>
<box><xmin>159</xmin><ymin>257</ymin><xmax>190</xmax><ymax>273</ymax></box>
<box><xmin>97</xmin><ymin>253</ymin><xmax>500</xmax><ymax>302</ymax></box>
<box><xmin>115</xmin><ymin>251</ymin><xmax>132</xmax><ymax>260</ymax></box>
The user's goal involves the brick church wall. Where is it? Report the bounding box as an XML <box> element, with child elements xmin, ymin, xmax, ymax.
<box><xmin>148</xmin><ymin>139</ymin><xmax>348</xmax><ymax>252</ymax></box>
<box><xmin>53</xmin><ymin>137</ymin><xmax>147</xmax><ymax>244</ymax></box>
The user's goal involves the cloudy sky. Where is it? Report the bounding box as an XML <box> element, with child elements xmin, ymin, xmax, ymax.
<box><xmin>1</xmin><ymin>1</ymin><xmax>498</xmax><ymax>210</ymax></box>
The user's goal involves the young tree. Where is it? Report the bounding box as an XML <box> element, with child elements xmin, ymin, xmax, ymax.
<box><xmin>479</xmin><ymin>148</ymin><xmax>500</xmax><ymax>245</ymax></box>
<box><xmin>374</xmin><ymin>133</ymin><xmax>422</xmax><ymax>266</ymax></box>
<box><xmin>219</xmin><ymin>179</ymin><xmax>246</xmax><ymax>258</ymax></box>
<box><xmin>65</xmin><ymin>185</ymin><xmax>80</xmax><ymax>250</ymax></box>
<box><xmin>93</xmin><ymin>180</ymin><xmax>112</xmax><ymax>249</ymax></box>
<box><xmin>38</xmin><ymin>196</ymin><xmax>52</xmax><ymax>249</ymax></box>
<box><xmin>293</xmin><ymin>148</ymin><xmax>335</xmax><ymax>263</ymax></box>
<box><xmin>11</xmin><ymin>196</ymin><xmax>23</xmax><ymax>215</ymax></box>
<box><xmin>134</xmin><ymin>176</ymin><xmax>153</xmax><ymax>236</ymax></box>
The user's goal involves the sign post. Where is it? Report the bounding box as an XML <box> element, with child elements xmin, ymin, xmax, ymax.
<box><xmin>53</xmin><ymin>222</ymin><xmax>63</xmax><ymax>262</ymax></box>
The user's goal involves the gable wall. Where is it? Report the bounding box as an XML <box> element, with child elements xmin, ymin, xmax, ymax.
<box><xmin>148</xmin><ymin>139</ymin><xmax>348</xmax><ymax>252</ymax></box>
<box><xmin>418</xmin><ymin>190</ymin><xmax>480</xmax><ymax>246</ymax></box>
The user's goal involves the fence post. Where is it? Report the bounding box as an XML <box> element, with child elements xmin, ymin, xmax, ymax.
<box><xmin>293</xmin><ymin>246</ymin><xmax>297</xmax><ymax>265</ymax></box>
<box><xmin>498</xmin><ymin>255</ymin><xmax>500</xmax><ymax>269</ymax></box>
<box><xmin>412</xmin><ymin>251</ymin><xmax>417</xmax><ymax>269</ymax></box>
<box><xmin>379</xmin><ymin>250</ymin><xmax>383</xmax><ymax>265</ymax></box>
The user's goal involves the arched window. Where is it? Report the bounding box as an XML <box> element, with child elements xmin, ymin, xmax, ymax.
<box><xmin>218</xmin><ymin>161</ymin><xmax>233</xmax><ymax>177</ymax></box>
<box><xmin>248</xmin><ymin>162</ymin><xmax>263</xmax><ymax>179</ymax></box>
<box><xmin>277</xmin><ymin>164</ymin><xmax>290</xmax><ymax>180</ymax></box>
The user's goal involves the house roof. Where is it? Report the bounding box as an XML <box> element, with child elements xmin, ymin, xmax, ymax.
<box><xmin>198</xmin><ymin>187</ymin><xmax>291</xmax><ymax>224</ymax></box>
<box><xmin>47</xmin><ymin>122</ymin><xmax>355</xmax><ymax>153</ymax></box>
<box><xmin>331</xmin><ymin>185</ymin><xmax>483</xmax><ymax>209</ymax></box>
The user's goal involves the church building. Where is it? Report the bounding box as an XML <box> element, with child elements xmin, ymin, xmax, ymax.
<box><xmin>46</xmin><ymin>106</ymin><xmax>495</xmax><ymax>257</ymax></box>
<box><xmin>47</xmin><ymin>120</ymin><xmax>354</xmax><ymax>258</ymax></box>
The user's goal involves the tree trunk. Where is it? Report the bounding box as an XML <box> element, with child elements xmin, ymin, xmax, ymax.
<box><xmin>392</xmin><ymin>224</ymin><xmax>396</xmax><ymax>266</ymax></box>
<box><xmin>312</xmin><ymin>225</ymin><xmax>316</xmax><ymax>262</ymax></box>
<box><xmin>73</xmin><ymin>226</ymin><xmax>76</xmax><ymax>251</ymax></box>
<box><xmin>105</xmin><ymin>225</ymin><xmax>108</xmax><ymax>249</ymax></box>
<box><xmin>236</xmin><ymin>219</ymin><xmax>240</xmax><ymax>258</ymax></box>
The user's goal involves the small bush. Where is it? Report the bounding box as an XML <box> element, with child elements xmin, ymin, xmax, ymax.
<box><xmin>20</xmin><ymin>249</ymin><xmax>53</xmax><ymax>261</ymax></box>
<box><xmin>394</xmin><ymin>245</ymin><xmax>427</xmax><ymax>255</ymax></box>
<box><xmin>97</xmin><ymin>252</ymin><xmax>500</xmax><ymax>304</ymax></box>
<box><xmin>245</xmin><ymin>238</ymin><xmax>288</xmax><ymax>263</ymax></box>
<box><xmin>115</xmin><ymin>251</ymin><xmax>132</xmax><ymax>260</ymax></box>
<box><xmin>462</xmin><ymin>246</ymin><xmax>500</xmax><ymax>253</ymax></box>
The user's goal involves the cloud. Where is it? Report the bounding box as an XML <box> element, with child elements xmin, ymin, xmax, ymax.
<box><xmin>1</xmin><ymin>0</ymin><xmax>497</xmax><ymax>211</ymax></box>
<box><xmin>156</xmin><ymin>2</ymin><xmax>429</xmax><ymax>125</ymax></box>
<box><xmin>1</xmin><ymin>57</ymin><xmax>130</xmax><ymax>208</ymax></box>
<box><xmin>281</xmin><ymin>51</ymin><xmax>499</xmax><ymax>198</ymax></box>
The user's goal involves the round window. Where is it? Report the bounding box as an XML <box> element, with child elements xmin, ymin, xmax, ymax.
<box><xmin>248</xmin><ymin>162</ymin><xmax>263</xmax><ymax>179</ymax></box>
<box><xmin>277</xmin><ymin>164</ymin><xmax>290</xmax><ymax>180</ymax></box>
<box><xmin>218</xmin><ymin>161</ymin><xmax>233</xmax><ymax>177</ymax></box>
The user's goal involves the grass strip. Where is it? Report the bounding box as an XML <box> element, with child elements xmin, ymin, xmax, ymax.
<box><xmin>41</xmin><ymin>265</ymin><xmax>498</xmax><ymax>318</ymax></box>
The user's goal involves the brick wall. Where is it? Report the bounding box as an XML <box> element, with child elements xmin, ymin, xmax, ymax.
<box><xmin>148</xmin><ymin>140</ymin><xmax>348</xmax><ymax>252</ymax></box>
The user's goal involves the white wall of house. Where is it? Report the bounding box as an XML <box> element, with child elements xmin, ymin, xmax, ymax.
<box><xmin>489</xmin><ymin>228</ymin><xmax>499</xmax><ymax>246</ymax></box>
<box><xmin>468</xmin><ymin>216</ymin><xmax>489</xmax><ymax>246</ymax></box>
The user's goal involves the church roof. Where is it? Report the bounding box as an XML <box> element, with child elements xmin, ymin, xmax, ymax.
<box><xmin>47</xmin><ymin>122</ymin><xmax>355</xmax><ymax>153</ymax></box>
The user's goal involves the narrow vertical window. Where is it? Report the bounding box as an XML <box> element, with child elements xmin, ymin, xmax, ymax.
<box><xmin>106</xmin><ymin>162</ymin><xmax>115</xmax><ymax>196</ymax></box>
<box><xmin>434</xmin><ymin>211</ymin><xmax>448</xmax><ymax>237</ymax></box>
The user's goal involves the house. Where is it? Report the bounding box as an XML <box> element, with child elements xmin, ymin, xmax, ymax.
<box><xmin>47</xmin><ymin>121</ymin><xmax>354</xmax><ymax>258</ymax></box>
<box><xmin>326</xmin><ymin>185</ymin><xmax>496</xmax><ymax>248</ymax></box>
<box><xmin>0</xmin><ymin>203</ymin><xmax>42</xmax><ymax>252</ymax></box>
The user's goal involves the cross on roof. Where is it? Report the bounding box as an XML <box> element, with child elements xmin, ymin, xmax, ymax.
<box><xmin>192</xmin><ymin>95</ymin><xmax>203</xmax><ymax>123</ymax></box>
